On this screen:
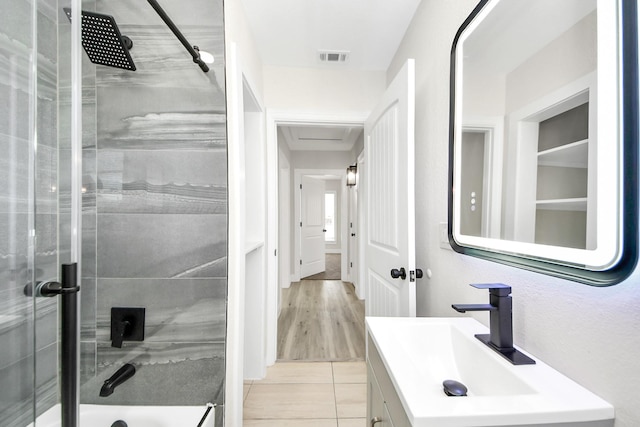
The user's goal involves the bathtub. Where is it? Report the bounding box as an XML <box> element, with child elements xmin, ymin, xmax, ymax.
<box><xmin>30</xmin><ymin>403</ymin><xmax>216</xmax><ymax>427</ymax></box>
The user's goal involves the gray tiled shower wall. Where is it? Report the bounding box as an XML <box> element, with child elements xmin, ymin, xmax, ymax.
<box><xmin>1</xmin><ymin>0</ymin><xmax>227</xmax><ymax>425</ymax></box>
<box><xmin>78</xmin><ymin>1</ymin><xmax>228</xmax><ymax>424</ymax></box>
<box><xmin>0</xmin><ymin>0</ymin><xmax>60</xmax><ymax>426</ymax></box>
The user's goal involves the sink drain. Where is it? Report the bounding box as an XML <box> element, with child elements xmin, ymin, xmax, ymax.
<box><xmin>443</xmin><ymin>379</ymin><xmax>468</xmax><ymax>396</ymax></box>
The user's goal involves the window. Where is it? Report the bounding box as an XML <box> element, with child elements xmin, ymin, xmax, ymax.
<box><xmin>324</xmin><ymin>192</ymin><xmax>336</xmax><ymax>242</ymax></box>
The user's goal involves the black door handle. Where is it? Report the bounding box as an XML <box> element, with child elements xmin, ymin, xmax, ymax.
<box><xmin>351</xmin><ymin>233</ymin><xmax>356</xmax><ymax>237</ymax></box>
<box><xmin>416</xmin><ymin>269</ymin><xmax>424</xmax><ymax>279</ymax></box>
<box><xmin>390</xmin><ymin>268</ymin><xmax>406</xmax><ymax>280</ymax></box>
<box><xmin>323</xmin><ymin>229</ymin><xmax>327</xmax><ymax>232</ymax></box>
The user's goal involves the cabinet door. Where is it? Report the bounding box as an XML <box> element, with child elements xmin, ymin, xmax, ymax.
<box><xmin>368</xmin><ymin>366</ymin><xmax>395</xmax><ymax>427</ymax></box>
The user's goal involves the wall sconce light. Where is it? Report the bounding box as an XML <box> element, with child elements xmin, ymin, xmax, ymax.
<box><xmin>346</xmin><ymin>165</ymin><xmax>357</xmax><ymax>187</ymax></box>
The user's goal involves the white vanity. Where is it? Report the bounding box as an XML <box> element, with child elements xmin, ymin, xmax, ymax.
<box><xmin>366</xmin><ymin>317</ymin><xmax>614</xmax><ymax>427</ymax></box>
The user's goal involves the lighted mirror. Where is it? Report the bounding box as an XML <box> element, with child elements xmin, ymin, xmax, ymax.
<box><xmin>448</xmin><ymin>0</ymin><xmax>638</xmax><ymax>285</ymax></box>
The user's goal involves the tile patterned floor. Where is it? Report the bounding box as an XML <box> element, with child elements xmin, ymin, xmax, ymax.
<box><xmin>243</xmin><ymin>361</ymin><xmax>366</xmax><ymax>426</ymax></box>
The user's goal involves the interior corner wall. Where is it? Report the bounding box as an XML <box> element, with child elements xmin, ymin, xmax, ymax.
<box><xmin>224</xmin><ymin>0</ymin><xmax>265</xmax><ymax>100</ymax></box>
<box><xmin>505</xmin><ymin>11</ymin><xmax>597</xmax><ymax>114</ymax></box>
<box><xmin>277</xmin><ymin>130</ymin><xmax>295</xmax><ymax>280</ymax></box>
<box><xmin>351</xmin><ymin>131</ymin><xmax>365</xmax><ymax>162</ymax></box>
<box><xmin>387</xmin><ymin>1</ymin><xmax>640</xmax><ymax>426</ymax></box>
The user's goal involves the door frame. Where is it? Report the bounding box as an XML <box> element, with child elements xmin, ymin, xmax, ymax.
<box><xmin>294</xmin><ymin>169</ymin><xmax>346</xmax><ymax>281</ymax></box>
<box><xmin>226</xmin><ymin>42</ymin><xmax>266</xmax><ymax>426</ymax></box>
<box><xmin>265</xmin><ymin>110</ymin><xmax>368</xmax><ymax>365</ymax></box>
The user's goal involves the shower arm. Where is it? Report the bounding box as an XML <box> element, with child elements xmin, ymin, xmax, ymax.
<box><xmin>147</xmin><ymin>0</ymin><xmax>209</xmax><ymax>72</ymax></box>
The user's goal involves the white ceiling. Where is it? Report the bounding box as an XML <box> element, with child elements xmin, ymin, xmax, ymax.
<box><xmin>240</xmin><ymin>0</ymin><xmax>421</xmax><ymax>150</ymax></box>
<box><xmin>280</xmin><ymin>124</ymin><xmax>363</xmax><ymax>152</ymax></box>
<box><xmin>239</xmin><ymin>0</ymin><xmax>422</xmax><ymax>71</ymax></box>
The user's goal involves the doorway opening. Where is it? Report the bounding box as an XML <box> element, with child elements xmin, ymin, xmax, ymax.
<box><xmin>274</xmin><ymin>121</ymin><xmax>366</xmax><ymax>361</ymax></box>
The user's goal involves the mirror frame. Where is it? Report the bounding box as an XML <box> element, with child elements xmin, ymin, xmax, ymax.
<box><xmin>448</xmin><ymin>0</ymin><xmax>639</xmax><ymax>286</ymax></box>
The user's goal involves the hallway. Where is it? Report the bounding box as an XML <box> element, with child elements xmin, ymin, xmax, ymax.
<box><xmin>277</xmin><ymin>280</ymin><xmax>365</xmax><ymax>361</ymax></box>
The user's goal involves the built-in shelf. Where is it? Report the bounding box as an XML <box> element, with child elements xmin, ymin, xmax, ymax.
<box><xmin>245</xmin><ymin>240</ymin><xmax>264</xmax><ymax>254</ymax></box>
<box><xmin>536</xmin><ymin>198</ymin><xmax>587</xmax><ymax>211</ymax></box>
<box><xmin>538</xmin><ymin>139</ymin><xmax>588</xmax><ymax>168</ymax></box>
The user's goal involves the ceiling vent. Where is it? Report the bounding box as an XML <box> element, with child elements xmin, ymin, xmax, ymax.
<box><xmin>318</xmin><ymin>50</ymin><xmax>350</xmax><ymax>63</ymax></box>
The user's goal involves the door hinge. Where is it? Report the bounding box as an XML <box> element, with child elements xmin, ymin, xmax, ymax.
<box><xmin>300</xmin><ymin>259</ymin><xmax>302</xmax><ymax>265</ymax></box>
<box><xmin>300</xmin><ymin>221</ymin><xmax>302</xmax><ymax>227</ymax></box>
<box><xmin>410</xmin><ymin>270</ymin><xmax>415</xmax><ymax>282</ymax></box>
<box><xmin>300</xmin><ymin>184</ymin><xmax>302</xmax><ymax>189</ymax></box>
<box><xmin>274</xmin><ymin>249</ymin><xmax>277</xmax><ymax>256</ymax></box>
<box><xmin>350</xmin><ymin>262</ymin><xmax>353</xmax><ymax>268</ymax></box>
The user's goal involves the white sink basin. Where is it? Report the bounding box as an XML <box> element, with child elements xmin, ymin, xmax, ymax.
<box><xmin>366</xmin><ymin>317</ymin><xmax>614</xmax><ymax>426</ymax></box>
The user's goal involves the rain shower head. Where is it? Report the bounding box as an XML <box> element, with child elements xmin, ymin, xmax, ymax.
<box><xmin>63</xmin><ymin>8</ymin><xmax>136</xmax><ymax>71</ymax></box>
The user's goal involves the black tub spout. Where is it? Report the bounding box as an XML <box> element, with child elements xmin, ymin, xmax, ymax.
<box><xmin>100</xmin><ymin>364</ymin><xmax>136</xmax><ymax>397</ymax></box>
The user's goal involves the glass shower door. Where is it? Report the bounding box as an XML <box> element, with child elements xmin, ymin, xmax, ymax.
<box><xmin>0</xmin><ymin>0</ymin><xmax>82</xmax><ymax>425</ymax></box>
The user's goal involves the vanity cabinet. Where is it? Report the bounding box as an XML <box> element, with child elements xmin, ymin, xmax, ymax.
<box><xmin>367</xmin><ymin>335</ymin><xmax>411</xmax><ymax>427</ymax></box>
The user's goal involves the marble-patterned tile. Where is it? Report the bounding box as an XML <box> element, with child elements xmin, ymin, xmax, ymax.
<box><xmin>96</xmin><ymin>278</ymin><xmax>226</xmax><ymax>343</ymax></box>
<box><xmin>35</xmin><ymin>213</ymin><xmax>59</xmax><ymax>279</ymax></box>
<box><xmin>95</xmin><ymin>24</ymin><xmax>226</xmax><ymax>95</ymax></box>
<box><xmin>36</xmin><ymin>1</ymin><xmax>57</xmax><ymax>62</ymax></box>
<box><xmin>36</xmin><ymin>90</ymin><xmax>57</xmax><ymax>149</ymax></box>
<box><xmin>96</xmin><ymin>340</ymin><xmax>224</xmax><ymax>368</ymax></box>
<box><xmin>36</xmin><ymin>144</ymin><xmax>59</xmax><ymax>214</ymax></box>
<box><xmin>244</xmin><ymin>421</ymin><xmax>337</xmax><ymax>427</ymax></box>
<box><xmin>96</xmin><ymin>86</ymin><xmax>226</xmax><ymax>150</ymax></box>
<box><xmin>57</xmin><ymin>84</ymin><xmax>98</xmax><ymax>150</ymax></box>
<box><xmin>0</xmin><ymin>319</ymin><xmax>33</xmax><ymax>371</ymax></box>
<box><xmin>35</xmin><ymin>343</ymin><xmax>58</xmax><ymax>418</ymax></box>
<box><xmin>97</xmin><ymin>149</ymin><xmax>227</xmax><ymax>214</ymax></box>
<box><xmin>0</xmin><ymin>354</ymin><xmax>35</xmax><ymax>427</ymax></box>
<box><xmin>0</xmin><ymin>135</ymin><xmax>30</xmax><ymax>214</ymax></box>
<box><xmin>332</xmin><ymin>361</ymin><xmax>367</xmax><ymax>384</ymax></box>
<box><xmin>81</xmin><ymin>342</ymin><xmax>225</xmax><ymax>405</ymax></box>
<box><xmin>244</xmin><ymin>383</ymin><xmax>336</xmax><ymax>420</ymax></box>
<box><xmin>83</xmin><ymin>148</ymin><xmax>97</xmax><ymax>210</ymax></box>
<box><xmin>337</xmin><ymin>419</ymin><xmax>365</xmax><ymax>427</ymax></box>
<box><xmin>34</xmin><ymin>298</ymin><xmax>57</xmax><ymax>350</ymax></box>
<box><xmin>0</xmin><ymin>0</ymin><xmax>32</xmax><ymax>54</ymax></box>
<box><xmin>98</xmin><ymin>0</ymin><xmax>222</xmax><ymax>27</ymax></box>
<box><xmin>96</xmin><ymin>213</ymin><xmax>227</xmax><ymax>278</ymax></box>
<box><xmin>0</xmin><ymin>82</ymin><xmax>30</xmax><ymax>141</ymax></box>
<box><xmin>260</xmin><ymin>362</ymin><xmax>333</xmax><ymax>384</ymax></box>
<box><xmin>81</xmin><ymin>277</ymin><xmax>96</xmax><ymax>340</ymax></box>
<box><xmin>334</xmin><ymin>384</ymin><xmax>367</xmax><ymax>419</ymax></box>
<box><xmin>81</xmin><ymin>340</ymin><xmax>97</xmax><ymax>385</ymax></box>
<box><xmin>82</xmin><ymin>211</ymin><xmax>97</xmax><ymax>278</ymax></box>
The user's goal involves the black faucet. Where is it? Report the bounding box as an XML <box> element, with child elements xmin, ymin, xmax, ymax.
<box><xmin>452</xmin><ymin>283</ymin><xmax>535</xmax><ymax>365</ymax></box>
<box><xmin>100</xmin><ymin>363</ymin><xmax>136</xmax><ymax>397</ymax></box>
<box><xmin>111</xmin><ymin>319</ymin><xmax>131</xmax><ymax>348</ymax></box>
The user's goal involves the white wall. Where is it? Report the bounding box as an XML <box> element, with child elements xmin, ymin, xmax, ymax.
<box><xmin>264</xmin><ymin>65</ymin><xmax>386</xmax><ymax>112</ymax></box>
<box><xmin>388</xmin><ymin>1</ymin><xmax>640</xmax><ymax>427</ymax></box>
<box><xmin>224</xmin><ymin>1</ymin><xmax>265</xmax><ymax>425</ymax></box>
<box><xmin>292</xmin><ymin>150</ymin><xmax>354</xmax><ymax>169</ymax></box>
<box><xmin>505</xmin><ymin>11</ymin><xmax>597</xmax><ymax>114</ymax></box>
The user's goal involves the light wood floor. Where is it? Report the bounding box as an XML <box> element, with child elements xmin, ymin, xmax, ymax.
<box><xmin>277</xmin><ymin>280</ymin><xmax>365</xmax><ymax>361</ymax></box>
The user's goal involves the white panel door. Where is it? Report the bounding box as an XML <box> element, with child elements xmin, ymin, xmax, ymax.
<box><xmin>301</xmin><ymin>176</ymin><xmax>326</xmax><ymax>278</ymax></box>
<box><xmin>365</xmin><ymin>59</ymin><xmax>416</xmax><ymax>317</ymax></box>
